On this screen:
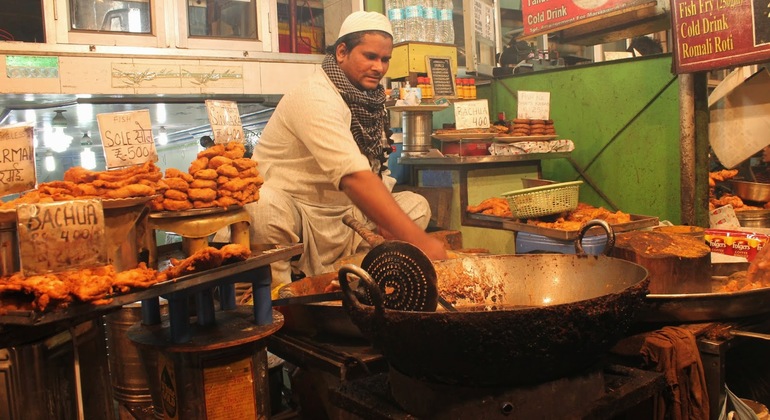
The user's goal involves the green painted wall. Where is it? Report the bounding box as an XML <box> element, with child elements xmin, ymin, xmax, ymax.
<box><xmin>484</xmin><ymin>55</ymin><xmax>682</xmax><ymax>223</ymax></box>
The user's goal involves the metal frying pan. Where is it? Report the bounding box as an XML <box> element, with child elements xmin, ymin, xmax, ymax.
<box><xmin>342</xmin><ymin>214</ymin><xmax>455</xmax><ymax>312</ymax></box>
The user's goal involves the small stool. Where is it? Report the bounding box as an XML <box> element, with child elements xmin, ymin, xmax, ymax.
<box><xmin>142</xmin><ymin>208</ymin><xmax>270</xmax><ymax>344</ymax></box>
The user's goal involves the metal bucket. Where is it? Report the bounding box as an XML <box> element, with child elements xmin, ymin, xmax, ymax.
<box><xmin>106</xmin><ymin>301</ymin><xmax>167</xmax><ymax>411</ymax></box>
<box><xmin>0</xmin><ymin>222</ymin><xmax>19</xmax><ymax>276</ymax></box>
<box><xmin>736</xmin><ymin>210</ymin><xmax>770</xmax><ymax>228</ymax></box>
<box><xmin>401</xmin><ymin>111</ymin><xmax>433</xmax><ymax>153</ymax></box>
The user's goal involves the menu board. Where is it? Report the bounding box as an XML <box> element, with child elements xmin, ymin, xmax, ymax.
<box><xmin>0</xmin><ymin>124</ymin><xmax>36</xmax><ymax>196</ymax></box>
<box><xmin>426</xmin><ymin>56</ymin><xmax>457</xmax><ymax>99</ymax></box>
<box><xmin>521</xmin><ymin>0</ymin><xmax>651</xmax><ymax>38</ymax></box>
<box><xmin>454</xmin><ymin>100</ymin><xmax>491</xmax><ymax>130</ymax></box>
<box><xmin>517</xmin><ymin>91</ymin><xmax>551</xmax><ymax>120</ymax></box>
<box><xmin>16</xmin><ymin>199</ymin><xmax>107</xmax><ymax>275</ymax></box>
<box><xmin>671</xmin><ymin>0</ymin><xmax>770</xmax><ymax>73</ymax></box>
<box><xmin>96</xmin><ymin>110</ymin><xmax>159</xmax><ymax>169</ymax></box>
<box><xmin>206</xmin><ymin>100</ymin><xmax>245</xmax><ymax>144</ymax></box>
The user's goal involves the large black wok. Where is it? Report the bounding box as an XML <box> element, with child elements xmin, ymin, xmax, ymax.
<box><xmin>339</xmin><ymin>246</ymin><xmax>649</xmax><ymax>387</ymax></box>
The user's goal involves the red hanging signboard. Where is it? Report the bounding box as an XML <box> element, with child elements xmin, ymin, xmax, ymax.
<box><xmin>671</xmin><ymin>0</ymin><xmax>770</xmax><ymax>73</ymax></box>
<box><xmin>521</xmin><ymin>0</ymin><xmax>652</xmax><ymax>38</ymax></box>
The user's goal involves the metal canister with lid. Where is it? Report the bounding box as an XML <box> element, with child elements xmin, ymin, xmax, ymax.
<box><xmin>0</xmin><ymin>221</ymin><xmax>19</xmax><ymax>276</ymax></box>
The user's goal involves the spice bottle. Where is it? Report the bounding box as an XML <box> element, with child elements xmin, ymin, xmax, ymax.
<box><xmin>469</xmin><ymin>78</ymin><xmax>477</xmax><ymax>99</ymax></box>
<box><xmin>423</xmin><ymin>77</ymin><xmax>433</xmax><ymax>99</ymax></box>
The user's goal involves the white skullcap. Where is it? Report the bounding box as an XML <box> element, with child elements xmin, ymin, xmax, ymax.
<box><xmin>337</xmin><ymin>11</ymin><xmax>393</xmax><ymax>40</ymax></box>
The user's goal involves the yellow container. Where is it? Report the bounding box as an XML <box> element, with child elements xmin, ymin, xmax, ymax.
<box><xmin>387</xmin><ymin>42</ymin><xmax>458</xmax><ymax>80</ymax></box>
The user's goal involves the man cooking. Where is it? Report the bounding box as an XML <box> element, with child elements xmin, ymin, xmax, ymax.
<box><xmin>237</xmin><ymin>11</ymin><xmax>447</xmax><ymax>288</ymax></box>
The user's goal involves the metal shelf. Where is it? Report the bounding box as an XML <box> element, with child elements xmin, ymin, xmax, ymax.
<box><xmin>399</xmin><ymin>152</ymin><xmax>571</xmax><ymax>229</ymax></box>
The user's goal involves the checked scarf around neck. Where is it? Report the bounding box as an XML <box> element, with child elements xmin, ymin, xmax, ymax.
<box><xmin>322</xmin><ymin>53</ymin><xmax>391</xmax><ymax>175</ymax></box>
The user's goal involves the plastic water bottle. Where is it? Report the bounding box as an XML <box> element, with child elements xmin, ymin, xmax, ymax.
<box><xmin>386</xmin><ymin>0</ymin><xmax>405</xmax><ymax>43</ymax></box>
<box><xmin>438</xmin><ymin>0</ymin><xmax>454</xmax><ymax>44</ymax></box>
<box><xmin>403</xmin><ymin>0</ymin><xmax>424</xmax><ymax>42</ymax></box>
<box><xmin>423</xmin><ymin>0</ymin><xmax>438</xmax><ymax>43</ymax></box>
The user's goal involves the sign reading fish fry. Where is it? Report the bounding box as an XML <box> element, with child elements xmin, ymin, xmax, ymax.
<box><xmin>0</xmin><ymin>124</ymin><xmax>36</xmax><ymax>197</ymax></box>
<box><xmin>96</xmin><ymin>109</ymin><xmax>159</xmax><ymax>169</ymax></box>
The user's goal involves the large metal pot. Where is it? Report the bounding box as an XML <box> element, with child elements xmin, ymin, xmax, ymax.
<box><xmin>338</xmin><ymin>251</ymin><xmax>650</xmax><ymax>387</ymax></box>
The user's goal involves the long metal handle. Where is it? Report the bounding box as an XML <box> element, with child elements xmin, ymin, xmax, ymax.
<box><xmin>731</xmin><ymin>330</ymin><xmax>770</xmax><ymax>341</ymax></box>
<box><xmin>342</xmin><ymin>214</ymin><xmax>385</xmax><ymax>247</ymax></box>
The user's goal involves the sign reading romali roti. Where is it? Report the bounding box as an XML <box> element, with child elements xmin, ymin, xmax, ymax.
<box><xmin>96</xmin><ymin>109</ymin><xmax>159</xmax><ymax>169</ymax></box>
<box><xmin>0</xmin><ymin>124</ymin><xmax>36</xmax><ymax>197</ymax></box>
<box><xmin>454</xmin><ymin>99</ymin><xmax>490</xmax><ymax>130</ymax></box>
<box><xmin>206</xmin><ymin>100</ymin><xmax>245</xmax><ymax>144</ymax></box>
<box><xmin>16</xmin><ymin>199</ymin><xmax>107</xmax><ymax>276</ymax></box>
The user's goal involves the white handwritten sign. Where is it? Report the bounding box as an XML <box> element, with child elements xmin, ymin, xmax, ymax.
<box><xmin>206</xmin><ymin>100</ymin><xmax>245</xmax><ymax>144</ymax></box>
<box><xmin>16</xmin><ymin>199</ymin><xmax>107</xmax><ymax>275</ymax></box>
<box><xmin>0</xmin><ymin>124</ymin><xmax>36</xmax><ymax>197</ymax></box>
<box><xmin>517</xmin><ymin>91</ymin><xmax>551</xmax><ymax>120</ymax></box>
<box><xmin>97</xmin><ymin>110</ymin><xmax>158</xmax><ymax>169</ymax></box>
<box><xmin>454</xmin><ymin>100</ymin><xmax>490</xmax><ymax>130</ymax></box>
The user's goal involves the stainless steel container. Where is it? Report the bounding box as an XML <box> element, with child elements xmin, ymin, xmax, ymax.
<box><xmin>0</xmin><ymin>222</ymin><xmax>19</xmax><ymax>276</ymax></box>
<box><xmin>106</xmin><ymin>300</ymin><xmax>168</xmax><ymax>418</ymax></box>
<box><xmin>401</xmin><ymin>110</ymin><xmax>433</xmax><ymax>153</ymax></box>
<box><xmin>736</xmin><ymin>210</ymin><xmax>770</xmax><ymax>228</ymax></box>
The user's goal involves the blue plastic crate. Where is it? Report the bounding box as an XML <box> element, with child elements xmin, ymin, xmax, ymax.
<box><xmin>515</xmin><ymin>231</ymin><xmax>608</xmax><ymax>255</ymax></box>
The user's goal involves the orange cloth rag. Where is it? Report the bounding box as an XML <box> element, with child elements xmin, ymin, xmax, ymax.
<box><xmin>640</xmin><ymin>326</ymin><xmax>710</xmax><ymax>420</ymax></box>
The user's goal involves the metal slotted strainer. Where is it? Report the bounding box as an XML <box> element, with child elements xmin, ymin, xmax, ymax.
<box><xmin>341</xmin><ymin>214</ymin><xmax>451</xmax><ymax>312</ymax></box>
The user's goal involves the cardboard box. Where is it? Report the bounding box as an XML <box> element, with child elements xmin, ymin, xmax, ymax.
<box><xmin>706</xmin><ymin>227</ymin><xmax>770</xmax><ymax>262</ymax></box>
<box><xmin>709</xmin><ymin>67</ymin><xmax>770</xmax><ymax>169</ymax></box>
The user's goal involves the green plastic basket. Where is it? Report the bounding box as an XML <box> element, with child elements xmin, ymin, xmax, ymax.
<box><xmin>502</xmin><ymin>180</ymin><xmax>583</xmax><ymax>219</ymax></box>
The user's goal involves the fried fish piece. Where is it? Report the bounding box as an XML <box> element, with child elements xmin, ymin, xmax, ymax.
<box><xmin>61</xmin><ymin>265</ymin><xmax>116</xmax><ymax>304</ymax></box>
<box><xmin>238</xmin><ymin>167</ymin><xmax>259</xmax><ymax>178</ymax></box>
<box><xmin>208</xmin><ymin>156</ymin><xmax>233</xmax><ymax>169</ymax></box>
<box><xmin>162</xmin><ymin>198</ymin><xmax>193</xmax><ymax>211</ymax></box>
<box><xmin>223</xmin><ymin>142</ymin><xmax>245</xmax><ymax>159</ymax></box>
<box><xmin>164</xmin><ymin>189</ymin><xmax>188</xmax><ymax>201</ymax></box>
<box><xmin>165</xmin><ymin>168</ymin><xmax>194</xmax><ymax>183</ymax></box>
<box><xmin>92</xmin><ymin>171</ymin><xmax>163</xmax><ymax>189</ymax></box>
<box><xmin>112</xmin><ymin>263</ymin><xmax>161</xmax><ymax>293</ymax></box>
<box><xmin>189</xmin><ymin>157</ymin><xmax>209</xmax><ymax>175</ymax></box>
<box><xmin>193</xmin><ymin>200</ymin><xmax>217</xmax><ymax>209</ymax></box>
<box><xmin>197</xmin><ymin>144</ymin><xmax>226</xmax><ymax>159</ymax></box>
<box><xmin>216</xmin><ymin>164</ymin><xmax>239</xmax><ymax>178</ymax></box>
<box><xmin>164</xmin><ymin>177</ymin><xmax>190</xmax><ymax>191</ymax></box>
<box><xmin>164</xmin><ymin>246</ymin><xmax>224</xmax><ymax>280</ymax></box>
<box><xmin>232</xmin><ymin>158</ymin><xmax>257</xmax><ymax>171</ymax></box>
<box><xmin>104</xmin><ymin>184</ymin><xmax>156</xmax><ymax>199</ymax></box>
<box><xmin>219</xmin><ymin>243</ymin><xmax>251</xmax><ymax>263</ymax></box>
<box><xmin>216</xmin><ymin>196</ymin><xmax>240</xmax><ymax>208</ymax></box>
<box><xmin>188</xmin><ymin>188</ymin><xmax>216</xmax><ymax>202</ymax></box>
<box><xmin>194</xmin><ymin>169</ymin><xmax>218</xmax><ymax>181</ymax></box>
<box><xmin>190</xmin><ymin>179</ymin><xmax>217</xmax><ymax>189</ymax></box>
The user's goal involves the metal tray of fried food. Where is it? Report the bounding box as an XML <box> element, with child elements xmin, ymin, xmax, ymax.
<box><xmin>501</xmin><ymin>214</ymin><xmax>660</xmax><ymax>241</ymax></box>
<box><xmin>0</xmin><ymin>243</ymin><xmax>302</xmax><ymax>327</ymax></box>
<box><xmin>639</xmin><ymin>262</ymin><xmax>770</xmax><ymax>323</ymax></box>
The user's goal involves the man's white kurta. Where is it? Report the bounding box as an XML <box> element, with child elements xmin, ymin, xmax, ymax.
<box><xmin>236</xmin><ymin>69</ymin><xmax>430</xmax><ymax>287</ymax></box>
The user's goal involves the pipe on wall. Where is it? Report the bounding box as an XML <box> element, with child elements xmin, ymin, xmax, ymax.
<box><xmin>679</xmin><ymin>72</ymin><xmax>697</xmax><ymax>225</ymax></box>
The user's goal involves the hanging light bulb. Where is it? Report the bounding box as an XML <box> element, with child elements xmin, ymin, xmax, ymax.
<box><xmin>157</xmin><ymin>126</ymin><xmax>168</xmax><ymax>146</ymax></box>
<box><xmin>44</xmin><ymin>151</ymin><xmax>56</xmax><ymax>172</ymax></box>
<box><xmin>45</xmin><ymin>110</ymin><xmax>73</xmax><ymax>153</ymax></box>
<box><xmin>80</xmin><ymin>132</ymin><xmax>96</xmax><ymax>170</ymax></box>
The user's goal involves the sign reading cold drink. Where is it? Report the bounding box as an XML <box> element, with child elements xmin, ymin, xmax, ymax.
<box><xmin>521</xmin><ymin>0</ymin><xmax>651</xmax><ymax>39</ymax></box>
<box><xmin>97</xmin><ymin>109</ymin><xmax>159</xmax><ymax>169</ymax></box>
<box><xmin>671</xmin><ymin>0</ymin><xmax>770</xmax><ymax>73</ymax></box>
<box><xmin>0</xmin><ymin>124</ymin><xmax>36</xmax><ymax>196</ymax></box>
